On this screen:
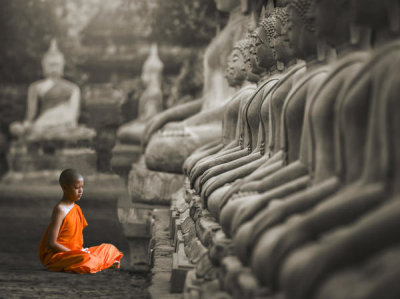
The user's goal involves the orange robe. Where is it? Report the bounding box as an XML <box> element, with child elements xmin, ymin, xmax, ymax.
<box><xmin>38</xmin><ymin>204</ymin><xmax>123</xmax><ymax>274</ymax></box>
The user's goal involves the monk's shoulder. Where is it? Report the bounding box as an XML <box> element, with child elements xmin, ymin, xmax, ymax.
<box><xmin>52</xmin><ymin>203</ymin><xmax>68</xmax><ymax>220</ymax></box>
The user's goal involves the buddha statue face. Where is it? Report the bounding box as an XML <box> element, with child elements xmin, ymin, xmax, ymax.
<box><xmin>225</xmin><ymin>48</ymin><xmax>247</xmax><ymax>87</ymax></box>
<box><xmin>274</xmin><ymin>8</ymin><xmax>295</xmax><ymax>64</ymax></box>
<box><xmin>215</xmin><ymin>0</ymin><xmax>240</xmax><ymax>12</ymax></box>
<box><xmin>252</xmin><ymin>17</ymin><xmax>277</xmax><ymax>71</ymax></box>
<box><xmin>352</xmin><ymin>0</ymin><xmax>392</xmax><ymax>31</ymax></box>
<box><xmin>42</xmin><ymin>40</ymin><xmax>65</xmax><ymax>78</ymax></box>
<box><xmin>289</xmin><ymin>0</ymin><xmax>317</xmax><ymax>59</ymax></box>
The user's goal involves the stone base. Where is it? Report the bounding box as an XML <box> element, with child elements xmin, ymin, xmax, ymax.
<box><xmin>111</xmin><ymin>143</ymin><xmax>141</xmax><ymax>176</ymax></box>
<box><xmin>171</xmin><ymin>243</ymin><xmax>195</xmax><ymax>293</ymax></box>
<box><xmin>7</xmin><ymin>143</ymin><xmax>97</xmax><ymax>175</ymax></box>
<box><xmin>128</xmin><ymin>157</ymin><xmax>185</xmax><ymax>205</ymax></box>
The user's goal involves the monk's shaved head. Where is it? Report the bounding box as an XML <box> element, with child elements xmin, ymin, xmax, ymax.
<box><xmin>59</xmin><ymin>169</ymin><xmax>83</xmax><ymax>187</ymax></box>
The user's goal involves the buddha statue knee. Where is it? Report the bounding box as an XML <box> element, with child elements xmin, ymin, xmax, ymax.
<box><xmin>315</xmin><ymin>245</ymin><xmax>400</xmax><ymax>299</ymax></box>
<box><xmin>144</xmin><ymin>0</ymin><xmax>250</xmax><ymax>173</ymax></box>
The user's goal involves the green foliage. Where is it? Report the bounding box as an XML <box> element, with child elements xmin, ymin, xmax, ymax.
<box><xmin>0</xmin><ymin>0</ymin><xmax>66</xmax><ymax>83</ymax></box>
<box><xmin>149</xmin><ymin>0</ymin><xmax>225</xmax><ymax>47</ymax></box>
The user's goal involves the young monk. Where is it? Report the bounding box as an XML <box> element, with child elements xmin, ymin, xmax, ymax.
<box><xmin>38</xmin><ymin>169</ymin><xmax>123</xmax><ymax>273</ymax></box>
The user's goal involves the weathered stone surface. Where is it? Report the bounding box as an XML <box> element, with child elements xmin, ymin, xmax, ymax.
<box><xmin>200</xmin><ymin>280</ymin><xmax>232</xmax><ymax>299</ymax></box>
<box><xmin>171</xmin><ymin>243</ymin><xmax>195</xmax><ymax>293</ymax></box>
<box><xmin>184</xmin><ymin>269</ymin><xmax>203</xmax><ymax>299</ymax></box>
<box><xmin>181</xmin><ymin>217</ymin><xmax>197</xmax><ymax>246</ymax></box>
<box><xmin>128</xmin><ymin>157</ymin><xmax>184</xmax><ymax>205</ymax></box>
<box><xmin>7</xmin><ymin>145</ymin><xmax>97</xmax><ymax>175</ymax></box>
<box><xmin>209</xmin><ymin>231</ymin><xmax>235</xmax><ymax>267</ymax></box>
<box><xmin>185</xmin><ymin>239</ymin><xmax>208</xmax><ymax>264</ymax></box>
<box><xmin>195</xmin><ymin>252</ymin><xmax>219</xmax><ymax>280</ymax></box>
<box><xmin>111</xmin><ymin>143</ymin><xmax>141</xmax><ymax>175</ymax></box>
<box><xmin>148</xmin><ymin>208</ymin><xmax>181</xmax><ymax>299</ymax></box>
<box><xmin>196</xmin><ymin>212</ymin><xmax>221</xmax><ymax>247</ymax></box>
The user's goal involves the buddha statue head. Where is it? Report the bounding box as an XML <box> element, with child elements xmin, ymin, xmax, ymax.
<box><xmin>273</xmin><ymin>7</ymin><xmax>296</xmax><ymax>64</ymax></box>
<box><xmin>288</xmin><ymin>0</ymin><xmax>317</xmax><ymax>59</ymax></box>
<box><xmin>215</xmin><ymin>0</ymin><xmax>241</xmax><ymax>12</ymax></box>
<box><xmin>310</xmin><ymin>0</ymin><xmax>353</xmax><ymax>47</ymax></box>
<box><xmin>352</xmin><ymin>0</ymin><xmax>400</xmax><ymax>34</ymax></box>
<box><xmin>41</xmin><ymin>39</ymin><xmax>65</xmax><ymax>78</ymax></box>
<box><xmin>141</xmin><ymin>43</ymin><xmax>163</xmax><ymax>87</ymax></box>
<box><xmin>225</xmin><ymin>38</ymin><xmax>252</xmax><ymax>87</ymax></box>
<box><xmin>251</xmin><ymin>15</ymin><xmax>278</xmax><ymax>72</ymax></box>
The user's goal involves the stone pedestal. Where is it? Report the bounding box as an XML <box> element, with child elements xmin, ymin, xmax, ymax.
<box><xmin>111</xmin><ymin>143</ymin><xmax>141</xmax><ymax>176</ymax></box>
<box><xmin>7</xmin><ymin>142</ymin><xmax>97</xmax><ymax>175</ymax></box>
<box><xmin>128</xmin><ymin>157</ymin><xmax>185</xmax><ymax>205</ymax></box>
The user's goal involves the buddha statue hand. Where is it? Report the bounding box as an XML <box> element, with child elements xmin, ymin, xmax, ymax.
<box><xmin>158</xmin><ymin>122</ymin><xmax>191</xmax><ymax>138</ymax></box>
<box><xmin>141</xmin><ymin>99</ymin><xmax>203</xmax><ymax>151</ymax></box>
<box><xmin>9</xmin><ymin>120</ymin><xmax>33</xmax><ymax>138</ymax></box>
<box><xmin>231</xmin><ymin>191</ymin><xmax>258</xmax><ymax>200</ymax></box>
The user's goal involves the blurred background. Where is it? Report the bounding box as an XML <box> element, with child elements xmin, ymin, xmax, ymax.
<box><xmin>0</xmin><ymin>0</ymin><xmax>228</xmax><ymax>177</ymax></box>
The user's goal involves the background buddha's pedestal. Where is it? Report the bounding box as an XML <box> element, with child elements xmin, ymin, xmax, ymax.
<box><xmin>128</xmin><ymin>157</ymin><xmax>185</xmax><ymax>205</ymax></box>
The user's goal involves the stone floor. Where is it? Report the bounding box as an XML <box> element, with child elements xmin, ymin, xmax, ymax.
<box><xmin>0</xmin><ymin>180</ymin><xmax>152</xmax><ymax>299</ymax></box>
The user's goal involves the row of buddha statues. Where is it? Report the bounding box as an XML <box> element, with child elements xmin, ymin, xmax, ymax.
<box><xmin>137</xmin><ymin>0</ymin><xmax>400</xmax><ymax>298</ymax></box>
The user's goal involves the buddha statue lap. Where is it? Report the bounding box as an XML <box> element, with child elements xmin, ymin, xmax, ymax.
<box><xmin>8</xmin><ymin>39</ymin><xmax>96</xmax><ymax>174</ymax></box>
<box><xmin>315</xmin><ymin>244</ymin><xmax>400</xmax><ymax>299</ymax></box>
<box><xmin>249</xmin><ymin>0</ymin><xmax>400</xmax><ymax>292</ymax></box>
<box><xmin>220</xmin><ymin>0</ymin><xmax>373</xmax><ymax>241</ymax></box>
<box><xmin>143</xmin><ymin>0</ymin><xmax>250</xmax><ymax>174</ymax></box>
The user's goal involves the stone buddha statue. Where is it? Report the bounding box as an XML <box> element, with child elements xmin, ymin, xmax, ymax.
<box><xmin>187</xmin><ymin>15</ymin><xmax>283</xmax><ymax>192</ymax></box>
<box><xmin>115</xmin><ymin>43</ymin><xmax>163</xmax><ymax>145</ymax></box>
<box><xmin>275</xmin><ymin>1</ymin><xmax>400</xmax><ymax>298</ymax></box>
<box><xmin>111</xmin><ymin>44</ymin><xmax>163</xmax><ymax>173</ymax></box>
<box><xmin>203</xmin><ymin>8</ymin><xmax>311</xmax><ymax>218</ymax></box>
<box><xmin>219</xmin><ymin>0</ymin><xmax>373</xmax><ymax>244</ymax></box>
<box><xmin>7</xmin><ymin>39</ymin><xmax>96</xmax><ymax>175</ymax></box>
<box><xmin>142</xmin><ymin>0</ymin><xmax>250</xmax><ymax>174</ymax></box>
<box><xmin>229</xmin><ymin>0</ymin><xmax>336</xmax><ymax>259</ymax></box>
<box><xmin>247</xmin><ymin>0</ymin><xmax>399</xmax><ymax>292</ymax></box>
<box><xmin>182</xmin><ymin>39</ymin><xmax>257</xmax><ymax>176</ymax></box>
<box><xmin>9</xmin><ymin>39</ymin><xmax>95</xmax><ymax>143</ymax></box>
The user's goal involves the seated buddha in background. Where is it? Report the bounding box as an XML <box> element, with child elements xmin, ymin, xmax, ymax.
<box><xmin>10</xmin><ymin>39</ymin><xmax>95</xmax><ymax>143</ymax></box>
<box><xmin>142</xmin><ymin>0</ymin><xmax>250</xmax><ymax>174</ymax></box>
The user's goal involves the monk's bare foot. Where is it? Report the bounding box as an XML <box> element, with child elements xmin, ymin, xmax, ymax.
<box><xmin>110</xmin><ymin>261</ymin><xmax>120</xmax><ymax>269</ymax></box>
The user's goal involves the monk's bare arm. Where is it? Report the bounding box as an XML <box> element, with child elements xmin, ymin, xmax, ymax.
<box><xmin>46</xmin><ymin>206</ymin><xmax>70</xmax><ymax>252</ymax></box>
